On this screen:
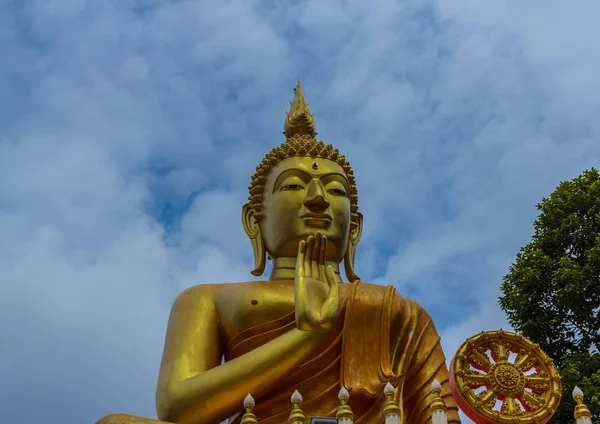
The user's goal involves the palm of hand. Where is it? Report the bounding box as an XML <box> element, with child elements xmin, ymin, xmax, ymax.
<box><xmin>294</xmin><ymin>233</ymin><xmax>339</xmax><ymax>331</ymax></box>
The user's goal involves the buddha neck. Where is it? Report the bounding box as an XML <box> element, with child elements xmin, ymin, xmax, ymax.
<box><xmin>269</xmin><ymin>257</ymin><xmax>344</xmax><ymax>283</ymax></box>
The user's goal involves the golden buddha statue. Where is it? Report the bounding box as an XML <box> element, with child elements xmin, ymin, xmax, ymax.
<box><xmin>97</xmin><ymin>81</ymin><xmax>460</xmax><ymax>424</ymax></box>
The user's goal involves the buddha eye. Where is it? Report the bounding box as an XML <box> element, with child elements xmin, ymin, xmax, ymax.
<box><xmin>280</xmin><ymin>184</ymin><xmax>304</xmax><ymax>191</ymax></box>
<box><xmin>328</xmin><ymin>188</ymin><xmax>347</xmax><ymax>196</ymax></box>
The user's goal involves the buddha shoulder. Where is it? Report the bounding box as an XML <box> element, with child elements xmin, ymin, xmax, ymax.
<box><xmin>343</xmin><ymin>281</ymin><xmax>433</xmax><ymax>317</ymax></box>
<box><xmin>172</xmin><ymin>280</ymin><xmax>293</xmax><ymax>306</ymax></box>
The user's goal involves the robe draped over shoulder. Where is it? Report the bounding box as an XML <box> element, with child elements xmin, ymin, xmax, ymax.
<box><xmin>227</xmin><ymin>282</ymin><xmax>460</xmax><ymax>424</ymax></box>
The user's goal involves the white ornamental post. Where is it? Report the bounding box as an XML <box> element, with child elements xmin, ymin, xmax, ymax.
<box><xmin>429</xmin><ymin>380</ymin><xmax>447</xmax><ymax>424</ymax></box>
<box><xmin>383</xmin><ymin>382</ymin><xmax>401</xmax><ymax>424</ymax></box>
<box><xmin>573</xmin><ymin>386</ymin><xmax>593</xmax><ymax>424</ymax></box>
<box><xmin>240</xmin><ymin>394</ymin><xmax>257</xmax><ymax>424</ymax></box>
<box><xmin>336</xmin><ymin>386</ymin><xmax>354</xmax><ymax>424</ymax></box>
<box><xmin>289</xmin><ymin>390</ymin><xmax>307</xmax><ymax>424</ymax></box>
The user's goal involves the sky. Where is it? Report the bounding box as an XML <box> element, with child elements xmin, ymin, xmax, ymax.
<box><xmin>1</xmin><ymin>1</ymin><xmax>600</xmax><ymax>423</ymax></box>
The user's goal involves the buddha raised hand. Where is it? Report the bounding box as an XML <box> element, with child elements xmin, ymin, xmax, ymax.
<box><xmin>97</xmin><ymin>82</ymin><xmax>460</xmax><ymax>424</ymax></box>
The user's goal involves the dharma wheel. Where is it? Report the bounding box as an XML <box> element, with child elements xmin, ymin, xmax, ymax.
<box><xmin>449</xmin><ymin>330</ymin><xmax>562</xmax><ymax>424</ymax></box>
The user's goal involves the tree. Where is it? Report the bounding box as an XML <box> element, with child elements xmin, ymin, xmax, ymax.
<box><xmin>499</xmin><ymin>168</ymin><xmax>600</xmax><ymax>422</ymax></box>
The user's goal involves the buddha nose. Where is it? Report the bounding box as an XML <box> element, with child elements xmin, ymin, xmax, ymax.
<box><xmin>304</xmin><ymin>180</ymin><xmax>330</xmax><ymax>211</ymax></box>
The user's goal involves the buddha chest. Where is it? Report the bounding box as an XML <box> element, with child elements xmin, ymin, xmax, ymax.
<box><xmin>214</xmin><ymin>280</ymin><xmax>296</xmax><ymax>345</ymax></box>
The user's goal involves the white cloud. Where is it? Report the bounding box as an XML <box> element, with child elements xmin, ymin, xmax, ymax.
<box><xmin>1</xmin><ymin>1</ymin><xmax>599</xmax><ymax>423</ymax></box>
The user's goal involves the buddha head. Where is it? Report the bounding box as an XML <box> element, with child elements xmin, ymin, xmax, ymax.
<box><xmin>242</xmin><ymin>81</ymin><xmax>363</xmax><ymax>281</ymax></box>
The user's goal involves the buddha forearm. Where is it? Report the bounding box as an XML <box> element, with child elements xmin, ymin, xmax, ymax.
<box><xmin>157</xmin><ymin>328</ymin><xmax>324</xmax><ymax>424</ymax></box>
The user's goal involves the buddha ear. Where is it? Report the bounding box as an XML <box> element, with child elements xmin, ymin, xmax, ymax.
<box><xmin>344</xmin><ymin>212</ymin><xmax>363</xmax><ymax>283</ymax></box>
<box><xmin>242</xmin><ymin>203</ymin><xmax>266</xmax><ymax>276</ymax></box>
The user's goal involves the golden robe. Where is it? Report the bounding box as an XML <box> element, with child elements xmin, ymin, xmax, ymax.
<box><xmin>227</xmin><ymin>282</ymin><xmax>460</xmax><ymax>424</ymax></box>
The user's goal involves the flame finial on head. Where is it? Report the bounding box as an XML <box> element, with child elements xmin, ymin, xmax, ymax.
<box><xmin>283</xmin><ymin>80</ymin><xmax>317</xmax><ymax>139</ymax></box>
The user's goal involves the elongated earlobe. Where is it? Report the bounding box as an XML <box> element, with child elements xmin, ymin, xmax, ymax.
<box><xmin>242</xmin><ymin>203</ymin><xmax>266</xmax><ymax>276</ymax></box>
<box><xmin>344</xmin><ymin>212</ymin><xmax>363</xmax><ymax>282</ymax></box>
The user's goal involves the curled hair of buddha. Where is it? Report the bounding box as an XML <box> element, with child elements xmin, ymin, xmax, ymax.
<box><xmin>248</xmin><ymin>81</ymin><xmax>359</xmax><ymax>228</ymax></box>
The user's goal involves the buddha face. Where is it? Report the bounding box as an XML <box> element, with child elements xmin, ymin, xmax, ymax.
<box><xmin>259</xmin><ymin>156</ymin><xmax>352</xmax><ymax>262</ymax></box>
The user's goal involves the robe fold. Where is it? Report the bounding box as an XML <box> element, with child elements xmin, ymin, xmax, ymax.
<box><xmin>227</xmin><ymin>282</ymin><xmax>460</xmax><ymax>424</ymax></box>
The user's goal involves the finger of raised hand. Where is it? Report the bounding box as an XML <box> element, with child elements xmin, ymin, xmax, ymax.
<box><xmin>311</xmin><ymin>233</ymin><xmax>321</xmax><ymax>278</ymax></box>
<box><xmin>318</xmin><ymin>235</ymin><xmax>327</xmax><ymax>281</ymax></box>
<box><xmin>305</xmin><ymin>235</ymin><xmax>314</xmax><ymax>278</ymax></box>
<box><xmin>321</xmin><ymin>265</ymin><xmax>340</xmax><ymax>321</ymax></box>
<box><xmin>325</xmin><ymin>265</ymin><xmax>338</xmax><ymax>294</ymax></box>
<box><xmin>295</xmin><ymin>240</ymin><xmax>306</xmax><ymax>279</ymax></box>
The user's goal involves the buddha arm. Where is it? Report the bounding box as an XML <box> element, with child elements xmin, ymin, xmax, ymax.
<box><xmin>156</xmin><ymin>285</ymin><xmax>324</xmax><ymax>424</ymax></box>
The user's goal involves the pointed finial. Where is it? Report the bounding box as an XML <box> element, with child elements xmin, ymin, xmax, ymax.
<box><xmin>244</xmin><ymin>393</ymin><xmax>256</xmax><ymax>408</ymax></box>
<box><xmin>338</xmin><ymin>386</ymin><xmax>350</xmax><ymax>400</ymax></box>
<box><xmin>430</xmin><ymin>379</ymin><xmax>447</xmax><ymax>412</ymax></box>
<box><xmin>283</xmin><ymin>79</ymin><xmax>317</xmax><ymax>139</ymax></box>
<box><xmin>384</xmin><ymin>382</ymin><xmax>395</xmax><ymax>395</ymax></box>
<box><xmin>572</xmin><ymin>386</ymin><xmax>591</xmax><ymax>420</ymax></box>
<box><xmin>383</xmin><ymin>382</ymin><xmax>400</xmax><ymax>418</ymax></box>
<box><xmin>288</xmin><ymin>390</ymin><xmax>306</xmax><ymax>424</ymax></box>
<box><xmin>336</xmin><ymin>386</ymin><xmax>354</xmax><ymax>422</ymax></box>
<box><xmin>240</xmin><ymin>393</ymin><xmax>257</xmax><ymax>424</ymax></box>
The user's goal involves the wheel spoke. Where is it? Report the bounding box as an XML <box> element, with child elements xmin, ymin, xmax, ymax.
<box><xmin>470</xmin><ymin>349</ymin><xmax>493</xmax><ymax>371</ymax></box>
<box><xmin>494</xmin><ymin>343</ymin><xmax>508</xmax><ymax>361</ymax></box>
<box><xmin>466</xmin><ymin>373</ymin><xmax>489</xmax><ymax>386</ymax></box>
<box><xmin>503</xmin><ymin>396</ymin><xmax>519</xmax><ymax>414</ymax></box>
<box><xmin>518</xmin><ymin>390</ymin><xmax>543</xmax><ymax>411</ymax></box>
<box><xmin>514</xmin><ymin>352</ymin><xmax>532</xmax><ymax>370</ymax></box>
<box><xmin>479</xmin><ymin>388</ymin><xmax>497</xmax><ymax>405</ymax></box>
<box><xmin>525</xmin><ymin>375</ymin><xmax>550</xmax><ymax>387</ymax></box>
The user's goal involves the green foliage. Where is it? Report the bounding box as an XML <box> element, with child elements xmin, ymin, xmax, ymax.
<box><xmin>499</xmin><ymin>168</ymin><xmax>600</xmax><ymax>422</ymax></box>
<box><xmin>556</xmin><ymin>352</ymin><xmax>600</xmax><ymax>422</ymax></box>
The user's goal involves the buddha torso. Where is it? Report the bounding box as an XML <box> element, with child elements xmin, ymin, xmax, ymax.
<box><xmin>213</xmin><ymin>280</ymin><xmax>365</xmax><ymax>424</ymax></box>
<box><xmin>171</xmin><ymin>280</ymin><xmax>351</xmax><ymax>423</ymax></box>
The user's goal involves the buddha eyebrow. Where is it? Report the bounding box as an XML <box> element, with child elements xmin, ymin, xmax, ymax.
<box><xmin>273</xmin><ymin>169</ymin><xmax>349</xmax><ymax>193</ymax></box>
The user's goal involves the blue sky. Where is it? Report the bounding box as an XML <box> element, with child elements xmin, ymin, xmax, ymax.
<box><xmin>1</xmin><ymin>1</ymin><xmax>600</xmax><ymax>423</ymax></box>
